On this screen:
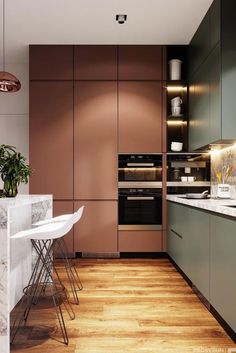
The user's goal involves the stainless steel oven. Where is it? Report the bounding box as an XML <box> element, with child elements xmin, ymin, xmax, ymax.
<box><xmin>119</xmin><ymin>188</ymin><xmax>162</xmax><ymax>230</ymax></box>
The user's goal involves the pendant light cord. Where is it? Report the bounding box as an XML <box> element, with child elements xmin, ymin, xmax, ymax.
<box><xmin>2</xmin><ymin>0</ymin><xmax>5</xmax><ymax>71</ymax></box>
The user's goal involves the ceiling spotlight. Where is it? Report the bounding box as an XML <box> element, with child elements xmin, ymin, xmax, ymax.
<box><xmin>116</xmin><ymin>14</ymin><xmax>127</xmax><ymax>24</ymax></box>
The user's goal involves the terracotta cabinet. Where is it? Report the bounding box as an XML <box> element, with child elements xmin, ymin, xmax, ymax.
<box><xmin>119</xmin><ymin>81</ymin><xmax>162</xmax><ymax>153</ymax></box>
<box><xmin>74</xmin><ymin>45</ymin><xmax>117</xmax><ymax>80</ymax></box>
<box><xmin>54</xmin><ymin>201</ymin><xmax>74</xmax><ymax>257</ymax></box>
<box><xmin>119</xmin><ymin>231</ymin><xmax>162</xmax><ymax>252</ymax></box>
<box><xmin>30</xmin><ymin>45</ymin><xmax>73</xmax><ymax>80</ymax></box>
<box><xmin>74</xmin><ymin>82</ymin><xmax>118</xmax><ymax>200</ymax></box>
<box><xmin>118</xmin><ymin>45</ymin><xmax>163</xmax><ymax>80</ymax></box>
<box><xmin>74</xmin><ymin>201</ymin><xmax>118</xmax><ymax>253</ymax></box>
<box><xmin>30</xmin><ymin>82</ymin><xmax>73</xmax><ymax>199</ymax></box>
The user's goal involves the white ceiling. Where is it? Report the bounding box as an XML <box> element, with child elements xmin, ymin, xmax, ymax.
<box><xmin>2</xmin><ymin>0</ymin><xmax>213</xmax><ymax>62</ymax></box>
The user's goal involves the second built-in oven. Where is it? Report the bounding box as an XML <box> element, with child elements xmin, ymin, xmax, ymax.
<box><xmin>119</xmin><ymin>188</ymin><xmax>162</xmax><ymax>230</ymax></box>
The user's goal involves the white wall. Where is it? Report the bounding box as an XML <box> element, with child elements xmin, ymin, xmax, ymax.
<box><xmin>0</xmin><ymin>0</ymin><xmax>29</xmax><ymax>193</ymax></box>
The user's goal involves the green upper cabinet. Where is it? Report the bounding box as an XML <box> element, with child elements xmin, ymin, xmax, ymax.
<box><xmin>188</xmin><ymin>0</ymin><xmax>236</xmax><ymax>150</ymax></box>
<box><xmin>210</xmin><ymin>0</ymin><xmax>221</xmax><ymax>50</ymax></box>
<box><xmin>188</xmin><ymin>0</ymin><xmax>220</xmax><ymax>78</ymax></box>
<box><xmin>221</xmin><ymin>0</ymin><xmax>236</xmax><ymax>140</ymax></box>
<box><xmin>189</xmin><ymin>44</ymin><xmax>221</xmax><ymax>151</ymax></box>
<box><xmin>188</xmin><ymin>12</ymin><xmax>210</xmax><ymax>78</ymax></box>
<box><xmin>189</xmin><ymin>57</ymin><xmax>210</xmax><ymax>151</ymax></box>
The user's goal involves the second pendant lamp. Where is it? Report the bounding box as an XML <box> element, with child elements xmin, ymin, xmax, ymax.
<box><xmin>0</xmin><ymin>0</ymin><xmax>21</xmax><ymax>92</ymax></box>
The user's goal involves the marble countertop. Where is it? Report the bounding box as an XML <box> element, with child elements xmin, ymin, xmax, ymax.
<box><xmin>0</xmin><ymin>195</ymin><xmax>52</xmax><ymax>208</ymax></box>
<box><xmin>167</xmin><ymin>194</ymin><xmax>236</xmax><ymax>218</ymax></box>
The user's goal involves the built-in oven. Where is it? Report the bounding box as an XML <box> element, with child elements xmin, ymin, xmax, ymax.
<box><xmin>118</xmin><ymin>154</ymin><xmax>162</xmax><ymax>188</ymax></box>
<box><xmin>118</xmin><ymin>154</ymin><xmax>163</xmax><ymax>230</ymax></box>
<box><xmin>119</xmin><ymin>188</ymin><xmax>162</xmax><ymax>230</ymax></box>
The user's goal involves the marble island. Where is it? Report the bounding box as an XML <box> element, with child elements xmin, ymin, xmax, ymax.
<box><xmin>0</xmin><ymin>195</ymin><xmax>52</xmax><ymax>353</ymax></box>
<box><xmin>167</xmin><ymin>194</ymin><xmax>236</xmax><ymax>218</ymax></box>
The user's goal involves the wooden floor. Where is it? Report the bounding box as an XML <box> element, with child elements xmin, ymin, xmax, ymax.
<box><xmin>11</xmin><ymin>258</ymin><xmax>236</xmax><ymax>353</ymax></box>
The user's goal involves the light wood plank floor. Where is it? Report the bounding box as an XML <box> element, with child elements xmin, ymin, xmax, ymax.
<box><xmin>11</xmin><ymin>259</ymin><xmax>236</xmax><ymax>353</ymax></box>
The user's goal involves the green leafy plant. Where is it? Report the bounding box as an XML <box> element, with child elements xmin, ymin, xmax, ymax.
<box><xmin>0</xmin><ymin>144</ymin><xmax>32</xmax><ymax>197</ymax></box>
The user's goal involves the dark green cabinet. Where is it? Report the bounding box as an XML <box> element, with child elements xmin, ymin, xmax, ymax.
<box><xmin>167</xmin><ymin>202</ymin><xmax>186</xmax><ymax>269</ymax></box>
<box><xmin>188</xmin><ymin>12</ymin><xmax>210</xmax><ymax>78</ymax></box>
<box><xmin>167</xmin><ymin>202</ymin><xmax>210</xmax><ymax>299</ymax></box>
<box><xmin>185</xmin><ymin>207</ymin><xmax>210</xmax><ymax>300</ymax></box>
<box><xmin>188</xmin><ymin>0</ymin><xmax>220</xmax><ymax>77</ymax></box>
<box><xmin>210</xmin><ymin>0</ymin><xmax>220</xmax><ymax>50</ymax></box>
<box><xmin>168</xmin><ymin>200</ymin><xmax>236</xmax><ymax>333</ymax></box>
<box><xmin>188</xmin><ymin>0</ymin><xmax>236</xmax><ymax>150</ymax></box>
<box><xmin>210</xmin><ymin>215</ymin><xmax>236</xmax><ymax>332</ymax></box>
<box><xmin>189</xmin><ymin>44</ymin><xmax>221</xmax><ymax>151</ymax></box>
<box><xmin>221</xmin><ymin>0</ymin><xmax>236</xmax><ymax>140</ymax></box>
<box><xmin>189</xmin><ymin>58</ymin><xmax>210</xmax><ymax>151</ymax></box>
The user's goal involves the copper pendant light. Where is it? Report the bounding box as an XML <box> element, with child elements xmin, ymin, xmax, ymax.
<box><xmin>0</xmin><ymin>0</ymin><xmax>21</xmax><ymax>92</ymax></box>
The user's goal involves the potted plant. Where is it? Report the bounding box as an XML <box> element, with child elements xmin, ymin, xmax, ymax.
<box><xmin>0</xmin><ymin>144</ymin><xmax>32</xmax><ymax>197</ymax></box>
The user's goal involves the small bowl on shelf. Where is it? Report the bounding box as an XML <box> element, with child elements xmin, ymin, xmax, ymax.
<box><xmin>171</xmin><ymin>142</ymin><xmax>183</xmax><ymax>152</ymax></box>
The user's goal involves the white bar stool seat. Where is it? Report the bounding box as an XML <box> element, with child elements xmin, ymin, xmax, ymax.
<box><xmin>33</xmin><ymin>206</ymin><xmax>85</xmax><ymax>304</ymax></box>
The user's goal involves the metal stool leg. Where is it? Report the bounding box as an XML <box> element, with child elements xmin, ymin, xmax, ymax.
<box><xmin>11</xmin><ymin>238</ymin><xmax>74</xmax><ymax>345</ymax></box>
<box><xmin>54</xmin><ymin>238</ymin><xmax>83</xmax><ymax>305</ymax></box>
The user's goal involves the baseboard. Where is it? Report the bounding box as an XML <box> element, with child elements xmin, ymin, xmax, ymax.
<box><xmin>120</xmin><ymin>252</ymin><xmax>168</xmax><ymax>259</ymax></box>
<box><xmin>81</xmin><ymin>252</ymin><xmax>120</xmax><ymax>258</ymax></box>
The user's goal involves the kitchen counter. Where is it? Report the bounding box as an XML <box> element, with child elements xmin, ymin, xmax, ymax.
<box><xmin>0</xmin><ymin>195</ymin><xmax>52</xmax><ymax>353</ymax></box>
<box><xmin>167</xmin><ymin>194</ymin><xmax>236</xmax><ymax>218</ymax></box>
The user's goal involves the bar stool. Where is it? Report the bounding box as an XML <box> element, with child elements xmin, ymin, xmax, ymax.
<box><xmin>34</xmin><ymin>206</ymin><xmax>85</xmax><ymax>304</ymax></box>
<box><xmin>10</xmin><ymin>212</ymin><xmax>78</xmax><ymax>345</ymax></box>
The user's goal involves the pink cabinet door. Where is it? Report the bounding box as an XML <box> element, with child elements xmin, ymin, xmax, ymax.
<box><xmin>30</xmin><ymin>82</ymin><xmax>73</xmax><ymax>199</ymax></box>
<box><xmin>119</xmin><ymin>81</ymin><xmax>162</xmax><ymax>153</ymax></box>
<box><xmin>74</xmin><ymin>82</ymin><xmax>118</xmax><ymax>200</ymax></box>
<box><xmin>30</xmin><ymin>45</ymin><xmax>73</xmax><ymax>80</ymax></box>
<box><xmin>119</xmin><ymin>230</ymin><xmax>162</xmax><ymax>252</ymax></box>
<box><xmin>74</xmin><ymin>45</ymin><xmax>117</xmax><ymax>80</ymax></box>
<box><xmin>74</xmin><ymin>201</ymin><xmax>118</xmax><ymax>253</ymax></box>
<box><xmin>118</xmin><ymin>45</ymin><xmax>163</xmax><ymax>80</ymax></box>
<box><xmin>54</xmin><ymin>201</ymin><xmax>74</xmax><ymax>257</ymax></box>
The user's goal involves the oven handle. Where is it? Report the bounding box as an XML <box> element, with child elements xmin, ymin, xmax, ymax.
<box><xmin>127</xmin><ymin>196</ymin><xmax>155</xmax><ymax>200</ymax></box>
<box><xmin>126</xmin><ymin>163</ymin><xmax>155</xmax><ymax>167</ymax></box>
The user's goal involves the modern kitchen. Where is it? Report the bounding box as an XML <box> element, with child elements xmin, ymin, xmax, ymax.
<box><xmin>0</xmin><ymin>0</ymin><xmax>236</xmax><ymax>352</ymax></box>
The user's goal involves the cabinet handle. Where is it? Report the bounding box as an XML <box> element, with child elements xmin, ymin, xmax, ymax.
<box><xmin>127</xmin><ymin>163</ymin><xmax>154</xmax><ymax>167</ymax></box>
<box><xmin>127</xmin><ymin>196</ymin><xmax>155</xmax><ymax>200</ymax></box>
<box><xmin>170</xmin><ymin>228</ymin><xmax>183</xmax><ymax>239</ymax></box>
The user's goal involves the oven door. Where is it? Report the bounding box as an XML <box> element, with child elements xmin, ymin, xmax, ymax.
<box><xmin>118</xmin><ymin>189</ymin><xmax>162</xmax><ymax>230</ymax></box>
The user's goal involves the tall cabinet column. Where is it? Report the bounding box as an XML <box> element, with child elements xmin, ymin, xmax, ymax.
<box><xmin>73</xmin><ymin>46</ymin><xmax>118</xmax><ymax>254</ymax></box>
<box><xmin>29</xmin><ymin>45</ymin><xmax>74</xmax><ymax>253</ymax></box>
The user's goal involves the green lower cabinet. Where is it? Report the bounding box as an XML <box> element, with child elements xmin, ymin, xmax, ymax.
<box><xmin>168</xmin><ymin>202</ymin><xmax>210</xmax><ymax>300</ymax></box>
<box><xmin>167</xmin><ymin>202</ymin><xmax>188</xmax><ymax>270</ymax></box>
<box><xmin>168</xmin><ymin>201</ymin><xmax>236</xmax><ymax>332</ymax></box>
<box><xmin>210</xmin><ymin>214</ymin><xmax>236</xmax><ymax>332</ymax></box>
<box><xmin>185</xmin><ymin>207</ymin><xmax>210</xmax><ymax>300</ymax></box>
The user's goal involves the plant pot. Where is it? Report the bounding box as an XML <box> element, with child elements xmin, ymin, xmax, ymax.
<box><xmin>3</xmin><ymin>179</ymin><xmax>18</xmax><ymax>197</ymax></box>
